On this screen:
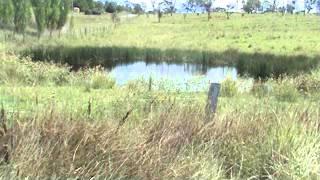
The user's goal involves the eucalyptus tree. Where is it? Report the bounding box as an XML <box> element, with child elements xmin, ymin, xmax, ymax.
<box><xmin>0</xmin><ymin>0</ymin><xmax>14</xmax><ymax>26</ymax></box>
<box><xmin>31</xmin><ymin>0</ymin><xmax>47</xmax><ymax>38</ymax></box>
<box><xmin>151</xmin><ymin>0</ymin><xmax>164</xmax><ymax>23</ymax></box>
<box><xmin>46</xmin><ymin>0</ymin><xmax>61</xmax><ymax>37</ymax></box>
<box><xmin>183</xmin><ymin>0</ymin><xmax>198</xmax><ymax>13</ymax></box>
<box><xmin>163</xmin><ymin>0</ymin><xmax>176</xmax><ymax>16</ymax></box>
<box><xmin>12</xmin><ymin>0</ymin><xmax>31</xmax><ymax>35</ymax></box>
<box><xmin>243</xmin><ymin>0</ymin><xmax>261</xmax><ymax>13</ymax></box>
<box><xmin>57</xmin><ymin>0</ymin><xmax>71</xmax><ymax>36</ymax></box>
<box><xmin>198</xmin><ymin>0</ymin><xmax>213</xmax><ymax>21</ymax></box>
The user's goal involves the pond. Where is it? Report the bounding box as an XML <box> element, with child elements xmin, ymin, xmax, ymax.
<box><xmin>108</xmin><ymin>61</ymin><xmax>237</xmax><ymax>91</ymax></box>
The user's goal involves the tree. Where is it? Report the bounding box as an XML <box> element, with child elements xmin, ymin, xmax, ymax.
<box><xmin>0</xmin><ymin>0</ymin><xmax>14</xmax><ymax>26</ymax></box>
<box><xmin>46</xmin><ymin>0</ymin><xmax>61</xmax><ymax>36</ymax></box>
<box><xmin>183</xmin><ymin>0</ymin><xmax>197</xmax><ymax>13</ymax></box>
<box><xmin>243</xmin><ymin>0</ymin><xmax>261</xmax><ymax>13</ymax></box>
<box><xmin>105</xmin><ymin>2</ymin><xmax>117</xmax><ymax>13</ymax></box>
<box><xmin>31</xmin><ymin>0</ymin><xmax>47</xmax><ymax>38</ymax></box>
<box><xmin>133</xmin><ymin>4</ymin><xmax>144</xmax><ymax>14</ymax></box>
<box><xmin>151</xmin><ymin>0</ymin><xmax>164</xmax><ymax>23</ymax></box>
<box><xmin>57</xmin><ymin>0</ymin><xmax>70</xmax><ymax>36</ymax></box>
<box><xmin>163</xmin><ymin>0</ymin><xmax>176</xmax><ymax>16</ymax></box>
<box><xmin>73</xmin><ymin>0</ymin><xmax>94</xmax><ymax>12</ymax></box>
<box><xmin>94</xmin><ymin>1</ymin><xmax>104</xmax><ymax>11</ymax></box>
<box><xmin>12</xmin><ymin>0</ymin><xmax>31</xmax><ymax>35</ymax></box>
<box><xmin>198</xmin><ymin>0</ymin><xmax>213</xmax><ymax>21</ymax></box>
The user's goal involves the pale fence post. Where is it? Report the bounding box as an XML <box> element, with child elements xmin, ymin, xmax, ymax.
<box><xmin>205</xmin><ymin>83</ymin><xmax>221</xmax><ymax>122</ymax></box>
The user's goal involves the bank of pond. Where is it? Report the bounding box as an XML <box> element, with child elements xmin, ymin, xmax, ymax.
<box><xmin>23</xmin><ymin>45</ymin><xmax>319</xmax><ymax>84</ymax></box>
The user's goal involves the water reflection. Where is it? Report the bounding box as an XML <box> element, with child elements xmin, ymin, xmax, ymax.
<box><xmin>109</xmin><ymin>61</ymin><xmax>237</xmax><ymax>91</ymax></box>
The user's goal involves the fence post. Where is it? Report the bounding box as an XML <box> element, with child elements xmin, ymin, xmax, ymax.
<box><xmin>205</xmin><ymin>83</ymin><xmax>221</xmax><ymax>122</ymax></box>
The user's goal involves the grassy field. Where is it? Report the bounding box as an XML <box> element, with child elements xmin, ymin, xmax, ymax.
<box><xmin>1</xmin><ymin>13</ymin><xmax>320</xmax><ymax>179</ymax></box>
<box><xmin>8</xmin><ymin>13</ymin><xmax>318</xmax><ymax>78</ymax></box>
<box><xmin>36</xmin><ymin>13</ymin><xmax>320</xmax><ymax>54</ymax></box>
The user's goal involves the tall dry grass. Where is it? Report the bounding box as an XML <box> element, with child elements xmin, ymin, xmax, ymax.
<box><xmin>0</xmin><ymin>100</ymin><xmax>319</xmax><ymax>179</ymax></box>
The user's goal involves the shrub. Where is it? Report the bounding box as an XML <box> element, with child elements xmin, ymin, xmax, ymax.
<box><xmin>90</xmin><ymin>70</ymin><xmax>115</xmax><ymax>89</ymax></box>
<box><xmin>84</xmin><ymin>8</ymin><xmax>103</xmax><ymax>15</ymax></box>
<box><xmin>251</xmin><ymin>81</ymin><xmax>272</xmax><ymax>97</ymax></box>
<box><xmin>274</xmin><ymin>79</ymin><xmax>300</xmax><ymax>102</ymax></box>
<box><xmin>220</xmin><ymin>77</ymin><xmax>238</xmax><ymax>97</ymax></box>
<box><xmin>294</xmin><ymin>71</ymin><xmax>320</xmax><ymax>94</ymax></box>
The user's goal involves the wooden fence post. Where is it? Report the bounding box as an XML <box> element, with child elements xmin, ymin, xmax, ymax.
<box><xmin>206</xmin><ymin>83</ymin><xmax>221</xmax><ymax>122</ymax></box>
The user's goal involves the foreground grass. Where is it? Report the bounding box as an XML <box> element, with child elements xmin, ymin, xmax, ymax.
<box><xmin>1</xmin><ymin>56</ymin><xmax>320</xmax><ymax>179</ymax></box>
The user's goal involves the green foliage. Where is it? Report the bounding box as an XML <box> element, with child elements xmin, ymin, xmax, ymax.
<box><xmin>57</xmin><ymin>0</ymin><xmax>70</xmax><ymax>31</ymax></box>
<box><xmin>0</xmin><ymin>0</ymin><xmax>14</xmax><ymax>26</ymax></box>
<box><xmin>31</xmin><ymin>0</ymin><xmax>47</xmax><ymax>38</ymax></box>
<box><xmin>105</xmin><ymin>2</ymin><xmax>116</xmax><ymax>13</ymax></box>
<box><xmin>46</xmin><ymin>0</ymin><xmax>61</xmax><ymax>35</ymax></box>
<box><xmin>12</xmin><ymin>0</ymin><xmax>31</xmax><ymax>34</ymax></box>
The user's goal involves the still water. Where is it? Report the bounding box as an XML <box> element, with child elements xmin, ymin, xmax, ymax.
<box><xmin>109</xmin><ymin>61</ymin><xmax>237</xmax><ymax>91</ymax></box>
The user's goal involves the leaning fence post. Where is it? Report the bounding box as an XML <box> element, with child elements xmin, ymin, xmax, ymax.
<box><xmin>206</xmin><ymin>83</ymin><xmax>221</xmax><ymax>122</ymax></box>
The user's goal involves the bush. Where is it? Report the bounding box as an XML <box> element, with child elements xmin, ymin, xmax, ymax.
<box><xmin>295</xmin><ymin>71</ymin><xmax>320</xmax><ymax>94</ymax></box>
<box><xmin>71</xmin><ymin>66</ymin><xmax>115</xmax><ymax>90</ymax></box>
<box><xmin>91</xmin><ymin>71</ymin><xmax>115</xmax><ymax>89</ymax></box>
<box><xmin>220</xmin><ymin>77</ymin><xmax>238</xmax><ymax>97</ymax></box>
<box><xmin>251</xmin><ymin>81</ymin><xmax>272</xmax><ymax>97</ymax></box>
<box><xmin>84</xmin><ymin>8</ymin><xmax>103</xmax><ymax>15</ymax></box>
<box><xmin>274</xmin><ymin>79</ymin><xmax>300</xmax><ymax>102</ymax></box>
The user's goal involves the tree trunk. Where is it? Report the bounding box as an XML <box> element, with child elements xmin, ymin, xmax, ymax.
<box><xmin>158</xmin><ymin>10</ymin><xmax>161</xmax><ymax>23</ymax></box>
<box><xmin>207</xmin><ymin>11</ymin><xmax>211</xmax><ymax>21</ymax></box>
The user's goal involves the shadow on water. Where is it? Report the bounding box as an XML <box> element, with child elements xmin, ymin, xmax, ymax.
<box><xmin>23</xmin><ymin>45</ymin><xmax>320</xmax><ymax>79</ymax></box>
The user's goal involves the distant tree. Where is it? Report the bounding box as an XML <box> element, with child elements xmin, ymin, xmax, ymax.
<box><xmin>105</xmin><ymin>2</ymin><xmax>117</xmax><ymax>13</ymax></box>
<box><xmin>94</xmin><ymin>1</ymin><xmax>105</xmax><ymax>11</ymax></box>
<box><xmin>150</xmin><ymin>0</ymin><xmax>164</xmax><ymax>23</ymax></box>
<box><xmin>12</xmin><ymin>0</ymin><xmax>31</xmax><ymax>35</ymax></box>
<box><xmin>305</xmin><ymin>0</ymin><xmax>314</xmax><ymax>13</ymax></box>
<box><xmin>46</xmin><ymin>0</ymin><xmax>61</xmax><ymax>37</ymax></box>
<box><xmin>225</xmin><ymin>4</ymin><xmax>235</xmax><ymax>19</ymax></box>
<box><xmin>116</xmin><ymin>5</ymin><xmax>124</xmax><ymax>12</ymax></box>
<box><xmin>0</xmin><ymin>0</ymin><xmax>14</xmax><ymax>26</ymax></box>
<box><xmin>31</xmin><ymin>0</ymin><xmax>47</xmax><ymax>38</ymax></box>
<box><xmin>286</xmin><ymin>4</ymin><xmax>295</xmax><ymax>14</ymax></box>
<box><xmin>73</xmin><ymin>0</ymin><xmax>94</xmax><ymax>12</ymax></box>
<box><xmin>57</xmin><ymin>0</ymin><xmax>71</xmax><ymax>36</ymax></box>
<box><xmin>243</xmin><ymin>0</ymin><xmax>261</xmax><ymax>13</ymax></box>
<box><xmin>133</xmin><ymin>4</ymin><xmax>144</xmax><ymax>14</ymax></box>
<box><xmin>198</xmin><ymin>0</ymin><xmax>213</xmax><ymax>21</ymax></box>
<box><xmin>183</xmin><ymin>0</ymin><xmax>197</xmax><ymax>13</ymax></box>
<box><xmin>163</xmin><ymin>0</ymin><xmax>176</xmax><ymax>16</ymax></box>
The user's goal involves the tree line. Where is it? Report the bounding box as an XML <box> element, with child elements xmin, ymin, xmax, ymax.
<box><xmin>73</xmin><ymin>0</ymin><xmax>144</xmax><ymax>15</ymax></box>
<box><xmin>0</xmin><ymin>0</ymin><xmax>71</xmax><ymax>38</ymax></box>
